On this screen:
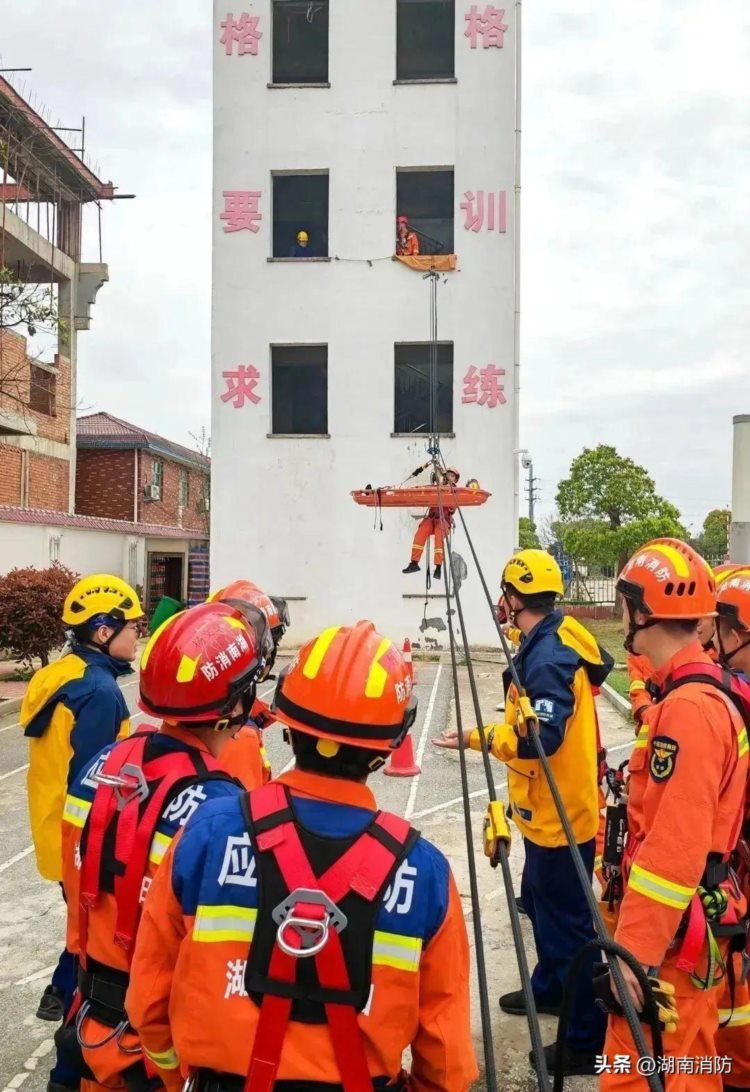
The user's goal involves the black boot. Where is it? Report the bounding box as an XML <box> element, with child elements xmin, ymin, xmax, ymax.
<box><xmin>402</xmin><ymin>561</ymin><xmax>420</xmax><ymax>574</ymax></box>
<box><xmin>36</xmin><ymin>985</ymin><xmax>65</xmax><ymax>1022</ymax></box>
<box><xmin>515</xmin><ymin>895</ymin><xmax>528</xmax><ymax>917</ymax></box>
<box><xmin>499</xmin><ymin>988</ymin><xmax>560</xmax><ymax>1017</ymax></box>
<box><xmin>433</xmin><ymin>564</ymin><xmax>442</xmax><ymax>580</ymax></box>
<box><xmin>529</xmin><ymin>1042</ymin><xmax>599</xmax><ymax>1077</ymax></box>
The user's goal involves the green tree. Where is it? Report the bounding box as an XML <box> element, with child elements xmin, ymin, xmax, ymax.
<box><xmin>556</xmin><ymin>445</ymin><xmax>685</xmax><ymax>571</ymax></box>
<box><xmin>0</xmin><ymin>563</ymin><xmax>78</xmax><ymax>667</ymax></box>
<box><xmin>697</xmin><ymin>509</ymin><xmax>730</xmax><ymax>561</ymax></box>
<box><xmin>518</xmin><ymin>516</ymin><xmax>540</xmax><ymax>549</ymax></box>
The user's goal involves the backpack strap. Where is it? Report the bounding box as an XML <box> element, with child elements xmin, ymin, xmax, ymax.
<box><xmin>244</xmin><ymin>783</ymin><xmax>415</xmax><ymax>1092</ymax></box>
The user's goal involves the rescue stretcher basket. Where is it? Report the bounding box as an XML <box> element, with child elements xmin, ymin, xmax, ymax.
<box><xmin>351</xmin><ymin>485</ymin><xmax>491</xmax><ymax>508</ymax></box>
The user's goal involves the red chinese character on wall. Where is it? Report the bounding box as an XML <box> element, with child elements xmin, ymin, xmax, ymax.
<box><xmin>220</xmin><ymin>12</ymin><xmax>262</xmax><ymax>56</ymax></box>
<box><xmin>464</xmin><ymin>5</ymin><xmax>508</xmax><ymax>49</ymax></box>
<box><xmin>460</xmin><ymin>190</ymin><xmax>507</xmax><ymax>233</ymax></box>
<box><xmin>221</xmin><ymin>365</ymin><xmax>261</xmax><ymax>408</ymax></box>
<box><xmin>462</xmin><ymin>365</ymin><xmax>507</xmax><ymax>408</ymax></box>
<box><xmin>220</xmin><ymin>190</ymin><xmax>262</xmax><ymax>233</ymax></box>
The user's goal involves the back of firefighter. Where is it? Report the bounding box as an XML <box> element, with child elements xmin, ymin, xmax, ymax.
<box><xmin>21</xmin><ymin>574</ymin><xmax>142</xmax><ymax>1091</ymax></box>
<box><xmin>207</xmin><ymin>580</ymin><xmax>290</xmax><ymax>789</ymax></box>
<box><xmin>127</xmin><ymin>620</ymin><xmax>477</xmax><ymax>1092</ymax></box>
<box><xmin>434</xmin><ymin>548</ymin><xmax>613</xmax><ymax>1076</ymax></box>
<box><xmin>60</xmin><ymin>602</ymin><xmax>266</xmax><ymax>1092</ymax></box>
<box><xmin>603</xmin><ymin>539</ymin><xmax>748</xmax><ymax>1091</ymax></box>
<box><xmin>713</xmin><ymin>566</ymin><xmax>750</xmax><ymax>1092</ymax></box>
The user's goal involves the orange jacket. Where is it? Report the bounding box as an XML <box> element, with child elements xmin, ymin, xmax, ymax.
<box><xmin>219</xmin><ymin>699</ymin><xmax>275</xmax><ymax>789</ymax></box>
<box><xmin>616</xmin><ymin>643</ymin><xmax>748</xmax><ymax>968</ymax></box>
<box><xmin>396</xmin><ymin>230</ymin><xmax>420</xmax><ymax>256</ymax></box>
<box><xmin>126</xmin><ymin>769</ymin><xmax>477</xmax><ymax>1092</ymax></box>
<box><xmin>61</xmin><ymin>724</ymin><xmax>242</xmax><ymax>1087</ymax></box>
<box><xmin>626</xmin><ymin>652</ymin><xmax>656</xmax><ymax>726</ymax></box>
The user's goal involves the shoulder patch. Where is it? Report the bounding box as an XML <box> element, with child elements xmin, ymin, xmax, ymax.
<box><xmin>650</xmin><ymin>735</ymin><xmax>679</xmax><ymax>782</ymax></box>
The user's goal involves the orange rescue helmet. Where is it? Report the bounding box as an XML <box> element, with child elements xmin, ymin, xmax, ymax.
<box><xmin>714</xmin><ymin>563</ymin><xmax>744</xmax><ymax>587</ymax></box>
<box><xmin>272</xmin><ymin>620</ymin><xmax>417</xmax><ymax>752</ymax></box>
<box><xmin>617</xmin><ymin>538</ymin><xmax>716</xmax><ymax>621</ymax></box>
<box><xmin>138</xmin><ymin>602</ymin><xmax>264</xmax><ymax>729</ymax></box>
<box><xmin>716</xmin><ymin>567</ymin><xmax>750</xmax><ymax>632</ymax></box>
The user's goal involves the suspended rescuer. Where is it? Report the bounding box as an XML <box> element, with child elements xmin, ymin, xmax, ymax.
<box><xmin>434</xmin><ymin>548</ymin><xmax>613</xmax><ymax>1076</ymax></box>
<box><xmin>402</xmin><ymin>466</ymin><xmax>460</xmax><ymax>581</ymax></box>
<box><xmin>21</xmin><ymin>574</ymin><xmax>142</xmax><ymax>1090</ymax></box>
<box><xmin>208</xmin><ymin>579</ymin><xmax>290</xmax><ymax>788</ymax></box>
<box><xmin>127</xmin><ymin>620</ymin><xmax>478</xmax><ymax>1091</ymax></box>
<box><xmin>396</xmin><ymin>214</ymin><xmax>420</xmax><ymax>256</ymax></box>
<box><xmin>58</xmin><ymin>601</ymin><xmax>268</xmax><ymax>1092</ymax></box>
<box><xmin>599</xmin><ymin>539</ymin><xmax>748</xmax><ymax>1091</ymax></box>
<box><xmin>710</xmin><ymin>566</ymin><xmax>750</xmax><ymax>1092</ymax></box>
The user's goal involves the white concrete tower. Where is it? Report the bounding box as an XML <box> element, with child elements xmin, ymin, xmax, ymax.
<box><xmin>212</xmin><ymin>0</ymin><xmax>520</xmax><ymax>644</ymax></box>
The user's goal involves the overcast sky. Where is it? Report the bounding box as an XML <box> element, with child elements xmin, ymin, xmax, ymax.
<box><xmin>2</xmin><ymin>1</ymin><xmax>748</xmax><ymax>531</ymax></box>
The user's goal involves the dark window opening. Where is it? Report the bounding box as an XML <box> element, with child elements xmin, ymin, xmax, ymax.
<box><xmin>394</xmin><ymin>342</ymin><xmax>453</xmax><ymax>434</ymax></box>
<box><xmin>397</xmin><ymin>0</ymin><xmax>455</xmax><ymax>81</ymax></box>
<box><xmin>396</xmin><ymin>169</ymin><xmax>454</xmax><ymax>255</ymax></box>
<box><xmin>29</xmin><ymin>363</ymin><xmax>56</xmax><ymax>416</ymax></box>
<box><xmin>272</xmin><ymin>1</ymin><xmax>329</xmax><ymax>84</ymax></box>
<box><xmin>272</xmin><ymin>345</ymin><xmax>328</xmax><ymax>435</ymax></box>
<box><xmin>273</xmin><ymin>173</ymin><xmax>329</xmax><ymax>258</ymax></box>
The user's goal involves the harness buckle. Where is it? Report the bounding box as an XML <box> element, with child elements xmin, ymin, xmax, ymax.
<box><xmin>272</xmin><ymin>888</ymin><xmax>348</xmax><ymax>959</ymax></box>
<box><xmin>95</xmin><ymin>762</ymin><xmax>149</xmax><ymax>811</ymax></box>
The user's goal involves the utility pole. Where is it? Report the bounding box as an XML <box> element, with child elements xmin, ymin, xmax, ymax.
<box><xmin>521</xmin><ymin>453</ymin><xmax>539</xmax><ymax>523</ymax></box>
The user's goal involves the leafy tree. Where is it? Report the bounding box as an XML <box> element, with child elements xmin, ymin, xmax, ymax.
<box><xmin>0</xmin><ymin>267</ymin><xmax>60</xmax><ymax>337</ymax></box>
<box><xmin>0</xmin><ymin>563</ymin><xmax>78</xmax><ymax>668</ymax></box>
<box><xmin>556</xmin><ymin>445</ymin><xmax>685</xmax><ymax>572</ymax></box>
<box><xmin>518</xmin><ymin>516</ymin><xmax>540</xmax><ymax>549</ymax></box>
<box><xmin>696</xmin><ymin>509</ymin><xmax>730</xmax><ymax>561</ymax></box>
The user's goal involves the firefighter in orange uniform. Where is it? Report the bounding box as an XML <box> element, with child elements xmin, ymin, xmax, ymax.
<box><xmin>713</xmin><ymin>567</ymin><xmax>750</xmax><ymax>1092</ymax></box>
<box><xmin>601</xmin><ymin>539</ymin><xmax>749</xmax><ymax>1091</ymax></box>
<box><xmin>208</xmin><ymin>580</ymin><xmax>290</xmax><ymax>789</ymax></box>
<box><xmin>402</xmin><ymin>466</ymin><xmax>459</xmax><ymax>581</ymax></box>
<box><xmin>127</xmin><ymin>620</ymin><xmax>478</xmax><ymax>1092</ymax></box>
<box><xmin>59</xmin><ymin>602</ymin><xmax>267</xmax><ymax>1092</ymax></box>
<box><xmin>395</xmin><ymin>214</ymin><xmax>420</xmax><ymax>256</ymax></box>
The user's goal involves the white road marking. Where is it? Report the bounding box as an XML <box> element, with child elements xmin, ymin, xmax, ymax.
<box><xmin>14</xmin><ymin>964</ymin><xmax>57</xmax><ymax>987</ymax></box>
<box><xmin>404</xmin><ymin>666</ymin><xmax>443</xmax><ymax>821</ymax></box>
<box><xmin>0</xmin><ymin>845</ymin><xmax>33</xmax><ymax>873</ymax></box>
<box><xmin>0</xmin><ymin>719</ymin><xmax>21</xmax><ymax>734</ymax></box>
<box><xmin>0</xmin><ymin>763</ymin><xmax>29</xmax><ymax>782</ymax></box>
<box><xmin>1</xmin><ymin>1038</ymin><xmax>55</xmax><ymax>1092</ymax></box>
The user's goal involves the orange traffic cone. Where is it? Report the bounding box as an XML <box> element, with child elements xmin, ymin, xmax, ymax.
<box><xmin>402</xmin><ymin>636</ymin><xmax>416</xmax><ymax>684</ymax></box>
<box><xmin>384</xmin><ymin>733</ymin><xmax>421</xmax><ymax>777</ymax></box>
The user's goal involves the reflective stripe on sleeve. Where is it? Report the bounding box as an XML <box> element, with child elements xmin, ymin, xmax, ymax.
<box><xmin>629</xmin><ymin>680</ymin><xmax>646</xmax><ymax>694</ymax></box>
<box><xmin>144</xmin><ymin>1045</ymin><xmax>180</xmax><ymax>1070</ymax></box>
<box><xmin>738</xmin><ymin>727</ymin><xmax>749</xmax><ymax>759</ymax></box>
<box><xmin>62</xmin><ymin>794</ymin><xmax>92</xmax><ymax>829</ymax></box>
<box><xmin>192</xmin><ymin>904</ymin><xmax>258</xmax><ymax>943</ymax></box>
<box><xmin>632</xmin><ymin>725</ymin><xmax>650</xmax><ymax>750</ymax></box>
<box><xmin>148</xmin><ymin>831</ymin><xmax>173</xmax><ymax>867</ymax></box>
<box><xmin>718</xmin><ymin>1003</ymin><xmax>750</xmax><ymax>1027</ymax></box>
<box><xmin>372</xmin><ymin>930</ymin><xmax>422</xmax><ymax>972</ymax></box>
<box><xmin>628</xmin><ymin>864</ymin><xmax>694</xmax><ymax>910</ymax></box>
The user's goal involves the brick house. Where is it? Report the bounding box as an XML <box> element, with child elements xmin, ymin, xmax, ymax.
<box><xmin>75</xmin><ymin>412</ymin><xmax>211</xmax><ymax>610</ymax></box>
<box><xmin>0</xmin><ymin>329</ymin><xmax>73</xmax><ymax>512</ymax></box>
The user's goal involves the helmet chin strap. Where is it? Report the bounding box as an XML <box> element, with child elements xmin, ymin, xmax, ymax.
<box><xmin>623</xmin><ymin>599</ymin><xmax>657</xmax><ymax>654</ymax></box>
<box><xmin>717</xmin><ymin>629</ymin><xmax>750</xmax><ymax>668</ymax></box>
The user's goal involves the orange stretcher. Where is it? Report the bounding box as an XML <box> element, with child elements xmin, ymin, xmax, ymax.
<box><xmin>351</xmin><ymin>485</ymin><xmax>491</xmax><ymax>508</ymax></box>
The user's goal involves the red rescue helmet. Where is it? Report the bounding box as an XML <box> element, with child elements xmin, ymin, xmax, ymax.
<box><xmin>207</xmin><ymin>579</ymin><xmax>283</xmax><ymax>676</ymax></box>
<box><xmin>272</xmin><ymin>620</ymin><xmax>417</xmax><ymax>752</ymax></box>
<box><xmin>444</xmin><ymin>466</ymin><xmax>460</xmax><ymax>481</ymax></box>
<box><xmin>397</xmin><ymin>215</ymin><xmax>409</xmax><ymax>225</ymax></box>
<box><xmin>138</xmin><ymin>602</ymin><xmax>264</xmax><ymax>729</ymax></box>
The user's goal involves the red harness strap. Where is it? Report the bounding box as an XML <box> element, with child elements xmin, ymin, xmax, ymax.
<box><xmin>79</xmin><ymin>730</ymin><xmax>219</xmax><ymax>963</ymax></box>
<box><xmin>245</xmin><ymin>783</ymin><xmax>413</xmax><ymax>1092</ymax></box>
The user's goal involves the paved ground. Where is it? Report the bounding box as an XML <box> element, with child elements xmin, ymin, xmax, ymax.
<box><xmin>0</xmin><ymin>655</ymin><xmax>634</xmax><ymax>1092</ymax></box>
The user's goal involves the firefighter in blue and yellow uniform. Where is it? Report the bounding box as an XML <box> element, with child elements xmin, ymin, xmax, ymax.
<box><xmin>127</xmin><ymin>620</ymin><xmax>478</xmax><ymax>1092</ymax></box>
<box><xmin>21</xmin><ymin>574</ymin><xmax>142</xmax><ymax>1092</ymax></box>
<box><xmin>59</xmin><ymin>601</ymin><xmax>267</xmax><ymax>1092</ymax></box>
<box><xmin>435</xmin><ymin>548</ymin><xmax>614</xmax><ymax>1077</ymax></box>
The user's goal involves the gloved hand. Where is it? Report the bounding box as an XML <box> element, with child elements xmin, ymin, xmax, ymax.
<box><xmin>593</xmin><ymin>964</ymin><xmax>680</xmax><ymax>1034</ymax></box>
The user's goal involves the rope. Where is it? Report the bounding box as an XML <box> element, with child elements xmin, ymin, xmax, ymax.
<box><xmin>444</xmin><ymin>495</ymin><xmax>665</xmax><ymax>1092</ymax></box>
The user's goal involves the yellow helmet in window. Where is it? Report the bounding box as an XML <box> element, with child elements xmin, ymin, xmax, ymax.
<box><xmin>297</xmin><ymin>230</ymin><xmax>309</xmax><ymax>245</ymax></box>
<box><xmin>62</xmin><ymin>574</ymin><xmax>143</xmax><ymax>627</ymax></box>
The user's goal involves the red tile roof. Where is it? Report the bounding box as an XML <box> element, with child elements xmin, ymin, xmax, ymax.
<box><xmin>76</xmin><ymin>412</ymin><xmax>210</xmax><ymax>470</ymax></box>
<box><xmin>0</xmin><ymin>505</ymin><xmax>208</xmax><ymax>540</ymax></box>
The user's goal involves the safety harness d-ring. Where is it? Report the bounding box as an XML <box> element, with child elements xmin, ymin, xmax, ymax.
<box><xmin>75</xmin><ymin>1001</ymin><xmax>129</xmax><ymax>1050</ymax></box>
<box><xmin>272</xmin><ymin>887</ymin><xmax>348</xmax><ymax>959</ymax></box>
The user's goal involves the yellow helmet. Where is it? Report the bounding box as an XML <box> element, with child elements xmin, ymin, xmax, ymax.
<box><xmin>502</xmin><ymin>549</ymin><xmax>564</xmax><ymax>596</ymax></box>
<box><xmin>62</xmin><ymin>574</ymin><xmax>143</xmax><ymax>627</ymax></box>
<box><xmin>297</xmin><ymin>230</ymin><xmax>309</xmax><ymax>244</ymax></box>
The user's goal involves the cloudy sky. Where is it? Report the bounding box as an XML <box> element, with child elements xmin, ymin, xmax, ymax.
<box><xmin>2</xmin><ymin>0</ymin><xmax>748</xmax><ymax>531</ymax></box>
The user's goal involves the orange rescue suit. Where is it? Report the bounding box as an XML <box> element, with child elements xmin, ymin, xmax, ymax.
<box><xmin>219</xmin><ymin>699</ymin><xmax>275</xmax><ymax>789</ymax></box>
<box><xmin>396</xmin><ymin>230</ymin><xmax>420</xmax><ymax>256</ymax></box>
<box><xmin>410</xmin><ymin>506</ymin><xmax>455</xmax><ymax>567</ymax></box>
<box><xmin>602</xmin><ymin>644</ymin><xmax>749</xmax><ymax>1091</ymax></box>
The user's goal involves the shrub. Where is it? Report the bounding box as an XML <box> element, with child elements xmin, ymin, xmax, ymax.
<box><xmin>0</xmin><ymin>563</ymin><xmax>79</xmax><ymax>668</ymax></box>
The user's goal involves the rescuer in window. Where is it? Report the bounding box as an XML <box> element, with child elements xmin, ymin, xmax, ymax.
<box><xmin>402</xmin><ymin>466</ymin><xmax>459</xmax><ymax>581</ymax></box>
<box><xmin>396</xmin><ymin>214</ymin><xmax>420</xmax><ymax>256</ymax></box>
<box><xmin>290</xmin><ymin>229</ymin><xmax>310</xmax><ymax>257</ymax></box>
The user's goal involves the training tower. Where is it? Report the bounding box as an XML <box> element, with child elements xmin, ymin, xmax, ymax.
<box><xmin>212</xmin><ymin>0</ymin><xmax>520</xmax><ymax>643</ymax></box>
